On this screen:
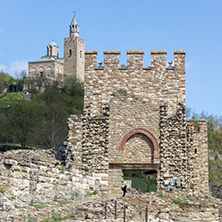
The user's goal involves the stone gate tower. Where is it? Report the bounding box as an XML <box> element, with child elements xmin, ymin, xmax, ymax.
<box><xmin>64</xmin><ymin>14</ymin><xmax>85</xmax><ymax>81</ymax></box>
<box><xmin>68</xmin><ymin>50</ymin><xmax>209</xmax><ymax>199</ymax></box>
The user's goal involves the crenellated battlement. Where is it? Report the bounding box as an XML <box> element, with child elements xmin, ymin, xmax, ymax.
<box><xmin>85</xmin><ymin>50</ymin><xmax>185</xmax><ymax>71</ymax></box>
<box><xmin>186</xmin><ymin>119</ymin><xmax>207</xmax><ymax>133</ymax></box>
<box><xmin>64</xmin><ymin>36</ymin><xmax>85</xmax><ymax>44</ymax></box>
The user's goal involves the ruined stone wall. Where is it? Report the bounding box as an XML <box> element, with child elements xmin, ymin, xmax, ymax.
<box><xmin>0</xmin><ymin>150</ymin><xmax>109</xmax><ymax>198</ymax></box>
<box><xmin>187</xmin><ymin>119</ymin><xmax>209</xmax><ymax>195</ymax></box>
<box><xmin>81</xmin><ymin>104</ymin><xmax>109</xmax><ymax>173</ymax></box>
<box><xmin>158</xmin><ymin>103</ymin><xmax>189</xmax><ymax>189</ymax></box>
<box><xmin>68</xmin><ymin>115</ymin><xmax>83</xmax><ymax>165</ymax></box>
<box><xmin>108</xmin><ymin>169</ymin><xmax>123</xmax><ymax>199</ymax></box>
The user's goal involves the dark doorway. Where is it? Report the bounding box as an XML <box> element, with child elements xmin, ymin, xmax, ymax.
<box><xmin>123</xmin><ymin>170</ymin><xmax>157</xmax><ymax>193</ymax></box>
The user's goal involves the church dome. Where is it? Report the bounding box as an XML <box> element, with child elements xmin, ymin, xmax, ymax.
<box><xmin>49</xmin><ymin>41</ymin><xmax>57</xmax><ymax>47</ymax></box>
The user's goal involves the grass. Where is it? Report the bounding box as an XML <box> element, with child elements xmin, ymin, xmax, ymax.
<box><xmin>53</xmin><ymin>199</ymin><xmax>72</xmax><ymax>205</ymax></box>
<box><xmin>123</xmin><ymin>176</ymin><xmax>157</xmax><ymax>193</ymax></box>
<box><xmin>173</xmin><ymin>198</ymin><xmax>182</xmax><ymax>205</ymax></box>
<box><xmin>0</xmin><ymin>188</ymin><xmax>5</xmax><ymax>195</ymax></box>
<box><xmin>41</xmin><ymin>214</ymin><xmax>75</xmax><ymax>222</ymax></box>
<box><xmin>29</xmin><ymin>203</ymin><xmax>48</xmax><ymax>209</ymax></box>
<box><xmin>8</xmin><ymin>195</ymin><xmax>16</xmax><ymax>201</ymax></box>
<box><xmin>84</xmin><ymin>166</ymin><xmax>89</xmax><ymax>171</ymax></box>
<box><xmin>157</xmin><ymin>191</ymin><xmax>163</xmax><ymax>197</ymax></box>
<box><xmin>86</xmin><ymin>190</ymin><xmax>98</xmax><ymax>196</ymax></box>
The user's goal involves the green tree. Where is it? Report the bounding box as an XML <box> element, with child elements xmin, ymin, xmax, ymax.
<box><xmin>4</xmin><ymin>101</ymin><xmax>44</xmax><ymax>146</ymax></box>
<box><xmin>32</xmin><ymin>83</ymin><xmax>69</xmax><ymax>148</ymax></box>
<box><xmin>0</xmin><ymin>71</ymin><xmax>16</xmax><ymax>93</ymax></box>
<box><xmin>63</xmin><ymin>76</ymin><xmax>84</xmax><ymax>97</ymax></box>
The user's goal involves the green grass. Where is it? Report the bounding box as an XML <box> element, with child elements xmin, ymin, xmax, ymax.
<box><xmin>52</xmin><ymin>199</ymin><xmax>72</xmax><ymax>205</ymax></box>
<box><xmin>158</xmin><ymin>191</ymin><xmax>163</xmax><ymax>197</ymax></box>
<box><xmin>84</xmin><ymin>166</ymin><xmax>89</xmax><ymax>171</ymax></box>
<box><xmin>124</xmin><ymin>176</ymin><xmax>157</xmax><ymax>193</ymax></box>
<box><xmin>173</xmin><ymin>198</ymin><xmax>182</xmax><ymax>205</ymax></box>
<box><xmin>0</xmin><ymin>188</ymin><xmax>5</xmax><ymax>195</ymax></box>
<box><xmin>41</xmin><ymin>214</ymin><xmax>75</xmax><ymax>222</ymax></box>
<box><xmin>8</xmin><ymin>195</ymin><xmax>16</xmax><ymax>201</ymax></box>
<box><xmin>86</xmin><ymin>190</ymin><xmax>98</xmax><ymax>196</ymax></box>
<box><xmin>29</xmin><ymin>203</ymin><xmax>48</xmax><ymax>209</ymax></box>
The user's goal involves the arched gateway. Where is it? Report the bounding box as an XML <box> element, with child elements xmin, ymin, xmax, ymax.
<box><xmin>109</xmin><ymin>128</ymin><xmax>160</xmax><ymax>171</ymax></box>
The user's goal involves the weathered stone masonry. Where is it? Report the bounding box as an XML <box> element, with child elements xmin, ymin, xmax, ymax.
<box><xmin>68</xmin><ymin>49</ymin><xmax>209</xmax><ymax>198</ymax></box>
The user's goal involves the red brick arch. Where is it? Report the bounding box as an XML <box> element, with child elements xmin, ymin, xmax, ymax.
<box><xmin>119</xmin><ymin>128</ymin><xmax>159</xmax><ymax>152</ymax></box>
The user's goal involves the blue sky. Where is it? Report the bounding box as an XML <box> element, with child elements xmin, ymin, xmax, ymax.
<box><xmin>0</xmin><ymin>0</ymin><xmax>222</xmax><ymax>116</ymax></box>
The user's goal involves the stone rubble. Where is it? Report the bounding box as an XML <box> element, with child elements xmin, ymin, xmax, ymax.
<box><xmin>0</xmin><ymin>188</ymin><xmax>221</xmax><ymax>221</ymax></box>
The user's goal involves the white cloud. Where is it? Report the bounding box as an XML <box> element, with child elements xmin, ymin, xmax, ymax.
<box><xmin>186</xmin><ymin>62</ymin><xmax>191</xmax><ymax>70</ymax></box>
<box><xmin>8</xmin><ymin>60</ymin><xmax>28</xmax><ymax>76</ymax></box>
<box><xmin>0</xmin><ymin>64</ymin><xmax>7</xmax><ymax>72</ymax></box>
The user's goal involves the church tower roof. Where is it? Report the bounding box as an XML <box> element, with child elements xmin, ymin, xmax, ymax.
<box><xmin>69</xmin><ymin>13</ymin><xmax>79</xmax><ymax>38</ymax></box>
<box><xmin>49</xmin><ymin>40</ymin><xmax>57</xmax><ymax>47</ymax></box>
<box><xmin>71</xmin><ymin>14</ymin><xmax>78</xmax><ymax>26</ymax></box>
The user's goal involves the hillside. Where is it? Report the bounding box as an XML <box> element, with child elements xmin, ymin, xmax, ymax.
<box><xmin>0</xmin><ymin>77</ymin><xmax>84</xmax><ymax>149</ymax></box>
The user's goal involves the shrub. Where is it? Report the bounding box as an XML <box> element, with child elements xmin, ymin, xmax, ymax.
<box><xmin>173</xmin><ymin>198</ymin><xmax>182</xmax><ymax>204</ymax></box>
<box><xmin>158</xmin><ymin>191</ymin><xmax>163</xmax><ymax>197</ymax></box>
<box><xmin>0</xmin><ymin>188</ymin><xmax>5</xmax><ymax>195</ymax></box>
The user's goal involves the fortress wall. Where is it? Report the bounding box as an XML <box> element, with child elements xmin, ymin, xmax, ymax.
<box><xmin>188</xmin><ymin>119</ymin><xmax>209</xmax><ymax>195</ymax></box>
<box><xmin>84</xmin><ymin>50</ymin><xmax>186</xmax><ymax>167</ymax></box>
<box><xmin>66</xmin><ymin>49</ymin><xmax>207</xmax><ymax>198</ymax></box>
<box><xmin>158</xmin><ymin>103</ymin><xmax>189</xmax><ymax>189</ymax></box>
<box><xmin>85</xmin><ymin>50</ymin><xmax>185</xmax><ymax>115</ymax></box>
<box><xmin>0</xmin><ymin>149</ymin><xmax>109</xmax><ymax>198</ymax></box>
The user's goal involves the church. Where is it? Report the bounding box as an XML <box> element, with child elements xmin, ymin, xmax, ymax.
<box><xmin>25</xmin><ymin>14</ymin><xmax>85</xmax><ymax>91</ymax></box>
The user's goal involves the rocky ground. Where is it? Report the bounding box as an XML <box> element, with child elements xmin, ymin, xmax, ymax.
<box><xmin>0</xmin><ymin>187</ymin><xmax>221</xmax><ymax>221</ymax></box>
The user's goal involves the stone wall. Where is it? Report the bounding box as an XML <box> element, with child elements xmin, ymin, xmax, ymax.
<box><xmin>66</xmin><ymin>49</ymin><xmax>209</xmax><ymax>198</ymax></box>
<box><xmin>158</xmin><ymin>103</ymin><xmax>189</xmax><ymax>189</ymax></box>
<box><xmin>0</xmin><ymin>150</ymin><xmax>108</xmax><ymax>198</ymax></box>
<box><xmin>108</xmin><ymin>169</ymin><xmax>123</xmax><ymax>199</ymax></box>
<box><xmin>68</xmin><ymin>115</ymin><xmax>83</xmax><ymax>165</ymax></box>
<box><xmin>109</xmin><ymin>92</ymin><xmax>159</xmax><ymax>164</ymax></box>
<box><xmin>187</xmin><ymin>119</ymin><xmax>209</xmax><ymax>195</ymax></box>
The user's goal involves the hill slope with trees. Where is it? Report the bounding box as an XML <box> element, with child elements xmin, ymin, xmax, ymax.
<box><xmin>0</xmin><ymin>75</ymin><xmax>84</xmax><ymax>148</ymax></box>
